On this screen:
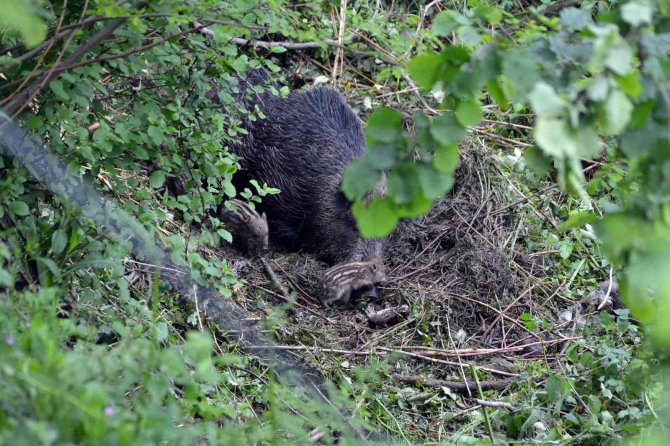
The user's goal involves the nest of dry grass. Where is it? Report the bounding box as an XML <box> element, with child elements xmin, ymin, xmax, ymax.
<box><xmin>217</xmin><ymin>135</ymin><xmax>561</xmax><ymax>384</ymax></box>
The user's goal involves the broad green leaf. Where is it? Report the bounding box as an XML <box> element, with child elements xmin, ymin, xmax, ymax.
<box><xmin>367</xmin><ymin>142</ymin><xmax>398</xmax><ymax>169</ymax></box>
<box><xmin>149</xmin><ymin>170</ymin><xmax>166</xmax><ymax>189</ymax></box>
<box><xmin>394</xmin><ymin>193</ymin><xmax>432</xmax><ymax>218</ymax></box>
<box><xmin>408</xmin><ymin>54</ymin><xmax>444</xmax><ymax>91</ymax></box>
<box><xmin>455</xmin><ymin>99</ymin><xmax>482</xmax><ymax>127</ymax></box>
<box><xmin>524</xmin><ymin>146</ymin><xmax>553</xmax><ymax>177</ymax></box>
<box><xmin>0</xmin><ymin>0</ymin><xmax>46</xmax><ymax>47</ymax></box>
<box><xmin>606</xmin><ymin>43</ymin><xmax>634</xmax><ymax>75</ymax></box>
<box><xmin>621</xmin><ymin>0</ymin><xmax>653</xmax><ymax>27</ymax></box>
<box><xmin>457</xmin><ymin>26</ymin><xmax>481</xmax><ymax>46</ymax></box>
<box><xmin>432</xmin><ymin>11</ymin><xmax>468</xmax><ymax>37</ymax></box>
<box><xmin>342</xmin><ymin>159</ymin><xmax>382</xmax><ymax>201</ymax></box>
<box><xmin>559</xmin><ymin>7</ymin><xmax>590</xmax><ymax>31</ymax></box>
<box><xmin>352</xmin><ymin>197</ymin><xmax>398</xmax><ymax>238</ymax></box>
<box><xmin>501</xmin><ymin>49</ymin><xmax>539</xmax><ymax>101</ymax></box>
<box><xmin>9</xmin><ymin>201</ymin><xmax>29</xmax><ymax>216</ymax></box>
<box><xmin>417</xmin><ymin>164</ymin><xmax>454</xmax><ymax>199</ymax></box>
<box><xmin>366</xmin><ymin>107</ymin><xmax>403</xmax><ymax>143</ymax></box>
<box><xmin>51</xmin><ymin>229</ymin><xmax>68</xmax><ymax>256</ymax></box>
<box><xmin>586</xmin><ymin>77</ymin><xmax>609</xmax><ymax>101</ymax></box>
<box><xmin>49</xmin><ymin>80</ymin><xmax>69</xmax><ymax>101</ymax></box>
<box><xmin>529</xmin><ymin>82</ymin><xmax>564</xmax><ymax>118</ymax></box>
<box><xmin>535</xmin><ymin>118</ymin><xmax>600</xmax><ymax>159</ymax></box>
<box><xmin>604</xmin><ymin>89</ymin><xmax>633</xmax><ymax>135</ymax></box>
<box><xmin>559</xmin><ymin>211</ymin><xmax>598</xmax><ymax>232</ymax></box>
<box><xmin>559</xmin><ymin>241</ymin><xmax>573</xmax><ymax>259</ymax></box>
<box><xmin>623</xmin><ymin>248</ymin><xmax>670</xmax><ymax>349</ymax></box>
<box><xmin>388</xmin><ymin>164</ymin><xmax>421</xmax><ymax>204</ymax></box>
<box><xmin>616</xmin><ymin>71</ymin><xmax>642</xmax><ymax>98</ymax></box>
<box><xmin>430</xmin><ymin>113</ymin><xmax>465</xmax><ymax>146</ymax></box>
<box><xmin>474</xmin><ymin>5</ymin><xmax>502</xmax><ymax>25</ymax></box>
<box><xmin>217</xmin><ymin>229</ymin><xmax>233</xmax><ymax>244</ymax></box>
<box><xmin>147</xmin><ymin>126</ymin><xmax>165</xmax><ymax>145</ymax></box>
<box><xmin>433</xmin><ymin>144</ymin><xmax>460</xmax><ymax>174</ymax></box>
<box><xmin>0</xmin><ymin>268</ymin><xmax>13</xmax><ymax>287</ymax></box>
<box><xmin>534</xmin><ymin>118</ymin><xmax>575</xmax><ymax>158</ymax></box>
<box><xmin>26</xmin><ymin>116</ymin><xmax>43</xmax><ymax>130</ymax></box>
<box><xmin>487</xmin><ymin>80</ymin><xmax>508</xmax><ymax>109</ymax></box>
<box><xmin>35</xmin><ymin>256</ymin><xmax>62</xmax><ymax>282</ymax></box>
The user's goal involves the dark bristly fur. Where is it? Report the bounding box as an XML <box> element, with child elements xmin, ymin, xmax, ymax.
<box><xmin>227</xmin><ymin>69</ymin><xmax>386</xmax><ymax>266</ymax></box>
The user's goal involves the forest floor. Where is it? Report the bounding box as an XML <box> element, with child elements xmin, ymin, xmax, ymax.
<box><xmin>159</xmin><ymin>116</ymin><xmax>625</xmax><ymax>442</ymax></box>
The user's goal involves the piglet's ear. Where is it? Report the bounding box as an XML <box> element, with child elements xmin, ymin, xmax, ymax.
<box><xmin>261</xmin><ymin>212</ymin><xmax>267</xmax><ymax>221</ymax></box>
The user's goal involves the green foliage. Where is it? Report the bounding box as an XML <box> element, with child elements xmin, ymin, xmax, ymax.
<box><xmin>0</xmin><ymin>0</ymin><xmax>47</xmax><ymax>48</ymax></box>
<box><xmin>1</xmin><ymin>0</ymin><xmax>668</xmax><ymax>443</ymax></box>
<box><xmin>0</xmin><ymin>0</ymin><xmax>396</xmax><ymax>443</ymax></box>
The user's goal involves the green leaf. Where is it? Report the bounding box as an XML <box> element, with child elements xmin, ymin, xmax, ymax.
<box><xmin>559</xmin><ymin>211</ymin><xmax>598</xmax><ymax>232</ymax></box>
<box><xmin>455</xmin><ymin>99</ymin><xmax>482</xmax><ymax>127</ymax></box>
<box><xmin>394</xmin><ymin>193</ymin><xmax>432</xmax><ymax>218</ymax></box>
<box><xmin>432</xmin><ymin>11</ymin><xmax>468</xmax><ymax>37</ymax></box>
<box><xmin>433</xmin><ymin>144</ymin><xmax>460</xmax><ymax>174</ymax></box>
<box><xmin>559</xmin><ymin>7</ymin><xmax>590</xmax><ymax>31</ymax></box>
<box><xmin>475</xmin><ymin>5</ymin><xmax>502</xmax><ymax>25</ymax></box>
<box><xmin>430</xmin><ymin>113</ymin><xmax>465</xmax><ymax>146</ymax></box>
<box><xmin>559</xmin><ymin>241</ymin><xmax>573</xmax><ymax>259</ymax></box>
<box><xmin>352</xmin><ymin>197</ymin><xmax>399</xmax><ymax>238</ymax></box>
<box><xmin>616</xmin><ymin>71</ymin><xmax>642</xmax><ymax>98</ymax></box>
<box><xmin>0</xmin><ymin>268</ymin><xmax>13</xmax><ymax>287</ymax></box>
<box><xmin>26</xmin><ymin>116</ymin><xmax>43</xmax><ymax>130</ymax></box>
<box><xmin>388</xmin><ymin>164</ymin><xmax>421</xmax><ymax>204</ymax></box>
<box><xmin>534</xmin><ymin>118</ymin><xmax>574</xmax><ymax>158</ymax></box>
<box><xmin>49</xmin><ymin>80</ymin><xmax>69</xmax><ymax>101</ymax></box>
<box><xmin>149</xmin><ymin>170</ymin><xmax>166</xmax><ymax>189</ymax></box>
<box><xmin>367</xmin><ymin>143</ymin><xmax>398</xmax><ymax>170</ymax></box>
<box><xmin>529</xmin><ymin>82</ymin><xmax>564</xmax><ymax>118</ymax></box>
<box><xmin>603</xmin><ymin>90</ymin><xmax>633</xmax><ymax>135</ymax></box>
<box><xmin>501</xmin><ymin>49</ymin><xmax>539</xmax><ymax>101</ymax></box>
<box><xmin>367</xmin><ymin>107</ymin><xmax>403</xmax><ymax>143</ymax></box>
<box><xmin>534</xmin><ymin>118</ymin><xmax>600</xmax><ymax>159</ymax></box>
<box><xmin>621</xmin><ymin>0</ymin><xmax>653</xmax><ymax>27</ymax></box>
<box><xmin>217</xmin><ymin>229</ymin><xmax>233</xmax><ymax>244</ymax></box>
<box><xmin>524</xmin><ymin>146</ymin><xmax>553</xmax><ymax>177</ymax></box>
<box><xmin>408</xmin><ymin>53</ymin><xmax>444</xmax><ymax>91</ymax></box>
<box><xmin>0</xmin><ymin>0</ymin><xmax>46</xmax><ymax>47</ymax></box>
<box><xmin>342</xmin><ymin>159</ymin><xmax>382</xmax><ymax>201</ymax></box>
<box><xmin>51</xmin><ymin>229</ymin><xmax>68</xmax><ymax>256</ymax></box>
<box><xmin>147</xmin><ymin>126</ymin><xmax>165</xmax><ymax>145</ymax></box>
<box><xmin>184</xmin><ymin>331</ymin><xmax>213</xmax><ymax>363</ymax></box>
<box><xmin>457</xmin><ymin>26</ymin><xmax>481</xmax><ymax>46</ymax></box>
<box><xmin>487</xmin><ymin>80</ymin><xmax>508</xmax><ymax>109</ymax></box>
<box><xmin>417</xmin><ymin>164</ymin><xmax>454</xmax><ymax>199</ymax></box>
<box><xmin>9</xmin><ymin>201</ymin><xmax>29</xmax><ymax>216</ymax></box>
<box><xmin>586</xmin><ymin>77</ymin><xmax>609</xmax><ymax>101</ymax></box>
<box><xmin>35</xmin><ymin>256</ymin><xmax>62</xmax><ymax>282</ymax></box>
<box><xmin>606</xmin><ymin>43</ymin><xmax>634</xmax><ymax>75</ymax></box>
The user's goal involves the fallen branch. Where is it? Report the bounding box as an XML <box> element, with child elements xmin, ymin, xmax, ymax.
<box><xmin>230</xmin><ymin>37</ymin><xmax>348</xmax><ymax>50</ymax></box>
<box><xmin>474</xmin><ymin>398</ymin><xmax>517</xmax><ymax>411</ymax></box>
<box><xmin>395</xmin><ymin>336</ymin><xmax>580</xmax><ymax>357</ymax></box>
<box><xmin>260</xmin><ymin>257</ymin><xmax>291</xmax><ymax>301</ymax></box>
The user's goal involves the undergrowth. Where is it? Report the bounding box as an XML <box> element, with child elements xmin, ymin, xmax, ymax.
<box><xmin>0</xmin><ymin>0</ymin><xmax>664</xmax><ymax>444</ymax></box>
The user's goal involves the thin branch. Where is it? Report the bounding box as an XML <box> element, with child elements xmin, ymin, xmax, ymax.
<box><xmin>229</xmin><ymin>37</ymin><xmax>348</xmax><ymax>50</ymax></box>
<box><xmin>3</xmin><ymin>1</ymin><xmax>148</xmax><ymax>115</ymax></box>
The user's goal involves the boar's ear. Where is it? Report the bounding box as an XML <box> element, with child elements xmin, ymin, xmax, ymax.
<box><xmin>261</xmin><ymin>212</ymin><xmax>267</xmax><ymax>222</ymax></box>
